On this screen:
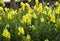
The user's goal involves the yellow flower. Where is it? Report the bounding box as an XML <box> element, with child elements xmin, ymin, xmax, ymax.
<box><xmin>25</xmin><ymin>3</ymin><xmax>31</xmax><ymax>9</ymax></box>
<box><xmin>31</xmin><ymin>25</ymin><xmax>36</xmax><ymax>30</ymax></box>
<box><xmin>26</xmin><ymin>34</ymin><xmax>31</xmax><ymax>41</ymax></box>
<box><xmin>4</xmin><ymin>7</ymin><xmax>9</xmax><ymax>12</ymax></box>
<box><xmin>35</xmin><ymin>0</ymin><xmax>39</xmax><ymax>5</ymax></box>
<box><xmin>10</xmin><ymin>10</ymin><xmax>16</xmax><ymax>16</ymax></box>
<box><xmin>32</xmin><ymin>13</ymin><xmax>37</xmax><ymax>19</ymax></box>
<box><xmin>34</xmin><ymin>5</ymin><xmax>37</xmax><ymax>10</ymax></box>
<box><xmin>40</xmin><ymin>17</ymin><xmax>44</xmax><ymax>22</ymax></box>
<box><xmin>0</xmin><ymin>16</ymin><xmax>2</xmax><ymax>21</ymax></box>
<box><xmin>21</xmin><ymin>15</ymin><xmax>27</xmax><ymax>24</ymax></box>
<box><xmin>45</xmin><ymin>38</ymin><xmax>49</xmax><ymax>41</ymax></box>
<box><xmin>18</xmin><ymin>27</ymin><xmax>25</xmax><ymax>35</ymax></box>
<box><xmin>27</xmin><ymin>18</ymin><xmax>31</xmax><ymax>25</ymax></box>
<box><xmin>55</xmin><ymin>1</ymin><xmax>59</xmax><ymax>6</ymax></box>
<box><xmin>43</xmin><ymin>11</ymin><xmax>47</xmax><ymax>15</ymax></box>
<box><xmin>3</xmin><ymin>28</ymin><xmax>10</xmax><ymax>39</ymax></box>
<box><xmin>55</xmin><ymin>6</ymin><xmax>60</xmax><ymax>14</ymax></box>
<box><xmin>50</xmin><ymin>15</ymin><xmax>56</xmax><ymax>23</ymax></box>
<box><xmin>37</xmin><ymin>3</ymin><xmax>43</xmax><ymax>13</ymax></box>
<box><xmin>0</xmin><ymin>7</ymin><xmax>3</xmax><ymax>11</ymax></box>
<box><xmin>8</xmin><ymin>13</ymin><xmax>13</xmax><ymax>20</ymax></box>
<box><xmin>6</xmin><ymin>24</ymin><xmax>10</xmax><ymax>28</ymax></box>
<box><xmin>26</xmin><ymin>13</ymin><xmax>32</xmax><ymax>18</ymax></box>
<box><xmin>28</xmin><ymin>0</ymin><xmax>31</xmax><ymax>2</ymax></box>
<box><xmin>48</xmin><ymin>10</ymin><xmax>52</xmax><ymax>17</ymax></box>
<box><xmin>20</xmin><ymin>2</ymin><xmax>25</xmax><ymax>11</ymax></box>
<box><xmin>45</xmin><ymin>6</ymin><xmax>50</xmax><ymax>10</ymax></box>
<box><xmin>28</xmin><ymin>9</ymin><xmax>33</xmax><ymax>13</ymax></box>
<box><xmin>47</xmin><ymin>3</ymin><xmax>50</xmax><ymax>5</ymax></box>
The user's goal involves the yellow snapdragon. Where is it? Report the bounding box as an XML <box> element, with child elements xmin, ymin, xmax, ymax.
<box><xmin>6</xmin><ymin>24</ymin><xmax>10</xmax><ymax>28</ymax></box>
<box><xmin>25</xmin><ymin>3</ymin><xmax>31</xmax><ymax>9</ymax></box>
<box><xmin>21</xmin><ymin>15</ymin><xmax>27</xmax><ymax>24</ymax></box>
<box><xmin>37</xmin><ymin>3</ymin><xmax>43</xmax><ymax>13</ymax></box>
<box><xmin>28</xmin><ymin>0</ymin><xmax>31</xmax><ymax>2</ymax></box>
<box><xmin>18</xmin><ymin>27</ymin><xmax>25</xmax><ymax>35</ymax></box>
<box><xmin>0</xmin><ymin>16</ymin><xmax>2</xmax><ymax>21</ymax></box>
<box><xmin>26</xmin><ymin>13</ymin><xmax>32</xmax><ymax>18</ymax></box>
<box><xmin>26</xmin><ymin>34</ymin><xmax>31</xmax><ymax>41</ymax></box>
<box><xmin>55</xmin><ymin>1</ymin><xmax>59</xmax><ymax>6</ymax></box>
<box><xmin>10</xmin><ymin>10</ymin><xmax>16</xmax><ymax>16</ymax></box>
<box><xmin>28</xmin><ymin>9</ymin><xmax>33</xmax><ymax>13</ymax></box>
<box><xmin>40</xmin><ymin>17</ymin><xmax>44</xmax><ymax>22</ymax></box>
<box><xmin>35</xmin><ymin>0</ymin><xmax>39</xmax><ymax>5</ymax></box>
<box><xmin>4</xmin><ymin>7</ymin><xmax>9</xmax><ymax>12</ymax></box>
<box><xmin>27</xmin><ymin>18</ymin><xmax>31</xmax><ymax>25</ymax></box>
<box><xmin>0</xmin><ymin>7</ymin><xmax>3</xmax><ymax>11</ymax></box>
<box><xmin>50</xmin><ymin>15</ymin><xmax>56</xmax><ymax>23</ymax></box>
<box><xmin>32</xmin><ymin>13</ymin><xmax>37</xmax><ymax>19</ymax></box>
<box><xmin>8</xmin><ymin>13</ymin><xmax>13</xmax><ymax>20</ymax></box>
<box><xmin>3</xmin><ymin>28</ymin><xmax>10</xmax><ymax>39</ymax></box>
<box><xmin>20</xmin><ymin>2</ymin><xmax>25</xmax><ymax>11</ymax></box>
<box><xmin>31</xmin><ymin>25</ymin><xmax>36</xmax><ymax>30</ymax></box>
<box><xmin>55</xmin><ymin>6</ymin><xmax>60</xmax><ymax>14</ymax></box>
<box><xmin>45</xmin><ymin>38</ymin><xmax>49</xmax><ymax>41</ymax></box>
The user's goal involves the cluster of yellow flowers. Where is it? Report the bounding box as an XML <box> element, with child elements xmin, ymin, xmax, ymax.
<box><xmin>7</xmin><ymin>10</ymin><xmax>17</xmax><ymax>20</ymax></box>
<box><xmin>21</xmin><ymin>12</ymin><xmax>37</xmax><ymax>25</ymax></box>
<box><xmin>0</xmin><ymin>0</ymin><xmax>60</xmax><ymax>41</ymax></box>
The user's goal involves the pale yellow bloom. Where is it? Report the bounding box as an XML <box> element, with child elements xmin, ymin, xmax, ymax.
<box><xmin>34</xmin><ymin>5</ymin><xmax>37</xmax><ymax>10</ymax></box>
<box><xmin>3</xmin><ymin>28</ymin><xmax>10</xmax><ymax>39</ymax></box>
<box><xmin>25</xmin><ymin>3</ymin><xmax>31</xmax><ymax>9</ymax></box>
<box><xmin>48</xmin><ymin>10</ymin><xmax>52</xmax><ymax>17</ymax></box>
<box><xmin>40</xmin><ymin>17</ymin><xmax>44</xmax><ymax>22</ymax></box>
<box><xmin>18</xmin><ymin>27</ymin><xmax>25</xmax><ymax>35</ymax></box>
<box><xmin>8</xmin><ymin>13</ymin><xmax>13</xmax><ymax>20</ymax></box>
<box><xmin>28</xmin><ymin>9</ymin><xmax>33</xmax><ymax>13</ymax></box>
<box><xmin>48</xmin><ymin>9</ymin><xmax>55</xmax><ymax>21</ymax></box>
<box><xmin>47</xmin><ymin>3</ymin><xmax>50</xmax><ymax>5</ymax></box>
<box><xmin>55</xmin><ymin>6</ymin><xmax>60</xmax><ymax>14</ymax></box>
<box><xmin>0</xmin><ymin>7</ymin><xmax>3</xmax><ymax>11</ymax></box>
<box><xmin>45</xmin><ymin>6</ymin><xmax>50</xmax><ymax>10</ymax></box>
<box><xmin>50</xmin><ymin>15</ymin><xmax>56</xmax><ymax>23</ymax></box>
<box><xmin>0</xmin><ymin>0</ymin><xmax>5</xmax><ymax>6</ymax></box>
<box><xmin>35</xmin><ymin>0</ymin><xmax>39</xmax><ymax>5</ymax></box>
<box><xmin>32</xmin><ymin>13</ymin><xmax>37</xmax><ymax>19</ymax></box>
<box><xmin>37</xmin><ymin>3</ymin><xmax>43</xmax><ymax>13</ymax></box>
<box><xmin>10</xmin><ymin>10</ymin><xmax>16</xmax><ymax>16</ymax></box>
<box><xmin>4</xmin><ymin>7</ymin><xmax>9</xmax><ymax>12</ymax></box>
<box><xmin>20</xmin><ymin>2</ymin><xmax>25</xmax><ymax>11</ymax></box>
<box><xmin>28</xmin><ymin>0</ymin><xmax>31</xmax><ymax>2</ymax></box>
<box><xmin>31</xmin><ymin>25</ymin><xmax>36</xmax><ymax>30</ymax></box>
<box><xmin>55</xmin><ymin>1</ymin><xmax>59</xmax><ymax>6</ymax></box>
<box><xmin>43</xmin><ymin>11</ymin><xmax>47</xmax><ymax>15</ymax></box>
<box><xmin>6</xmin><ymin>24</ymin><xmax>10</xmax><ymax>28</ymax></box>
<box><xmin>57</xmin><ymin>19</ymin><xmax>60</xmax><ymax>25</ymax></box>
<box><xmin>45</xmin><ymin>38</ymin><xmax>49</xmax><ymax>41</ymax></box>
<box><xmin>21</xmin><ymin>15</ymin><xmax>27</xmax><ymax>24</ymax></box>
<box><xmin>27</xmin><ymin>18</ymin><xmax>31</xmax><ymax>25</ymax></box>
<box><xmin>0</xmin><ymin>16</ymin><xmax>2</xmax><ymax>21</ymax></box>
<box><xmin>26</xmin><ymin>34</ymin><xmax>31</xmax><ymax>41</ymax></box>
<box><xmin>26</xmin><ymin>13</ymin><xmax>32</xmax><ymax>18</ymax></box>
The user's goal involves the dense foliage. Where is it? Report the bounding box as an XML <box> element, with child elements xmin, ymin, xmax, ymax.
<box><xmin>0</xmin><ymin>0</ymin><xmax>60</xmax><ymax>41</ymax></box>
